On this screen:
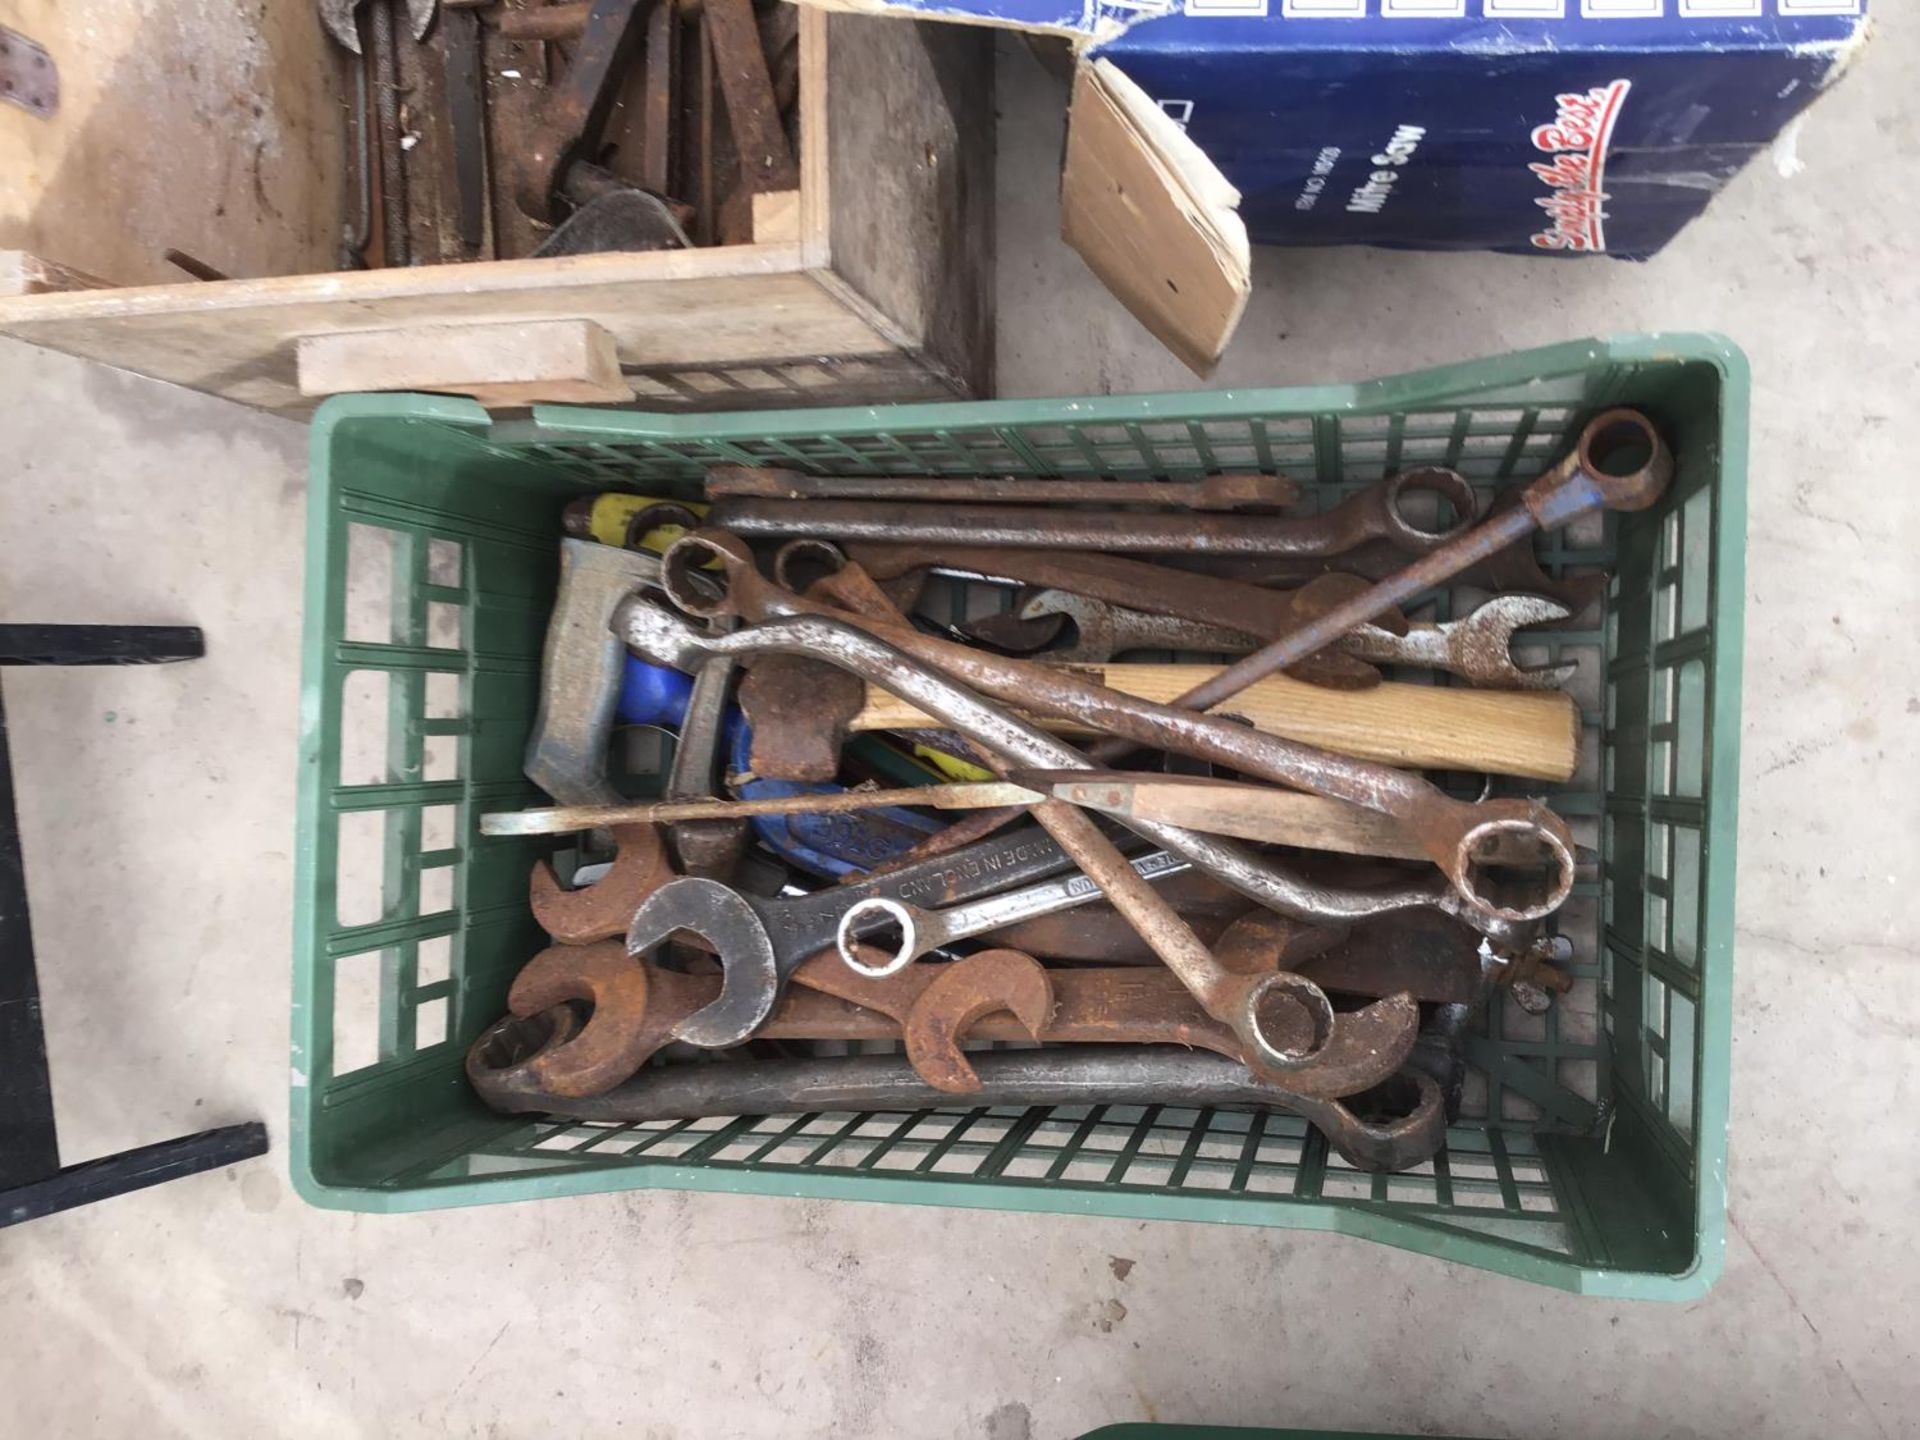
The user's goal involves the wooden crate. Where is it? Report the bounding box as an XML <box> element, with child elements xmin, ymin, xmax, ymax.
<box><xmin>0</xmin><ymin>6</ymin><xmax>992</xmax><ymax>416</ymax></box>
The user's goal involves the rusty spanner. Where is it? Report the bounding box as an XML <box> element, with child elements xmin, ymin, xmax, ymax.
<box><xmin>1001</xmin><ymin>589</ymin><xmax>1578</xmax><ymax>689</ymax></box>
<box><xmin>649</xmin><ymin>543</ymin><xmax>1573</xmax><ymax>932</ymax></box>
<box><xmin>705</xmin><ymin>465</ymin><xmax>1299</xmax><ymax>511</ymax></box>
<box><xmin>617</xmin><ymin>824</ymin><xmax>1088</xmax><ymax>1047</ymax></box>
<box><xmin>705</xmin><ymin>467</ymin><xmax>1478</xmax><ymax>558</ymax></box>
<box><xmin>620</xmin><ymin>599</ymin><xmax>1430</xmax><ymax>1072</ymax></box>
<box><xmin>855</xmin><ymin>546</ymin><xmax>1393</xmax><ymax>689</ymax></box>
<box><xmin>1149</xmin><ymin>410</ymin><xmax>1671</xmax><ymax>716</ymax></box>
<box><xmin>530</xmin><ymin>821</ymin><xmax>677</xmax><ymax>945</ymax></box>
<box><xmin>495</xmin><ymin>941</ymin><xmax>1410</xmax><ymax>1104</ymax></box>
<box><xmin>816</xmin><ymin>949</ymin><xmax>1412</xmax><ymax>1100</ymax></box>
<box><xmin>469</xmin><ymin>1018</ymin><xmax>1449</xmax><ymax>1174</ymax></box>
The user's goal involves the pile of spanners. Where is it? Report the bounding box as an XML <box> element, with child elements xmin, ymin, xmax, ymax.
<box><xmin>470</xmin><ymin>412</ymin><xmax>1666</xmax><ymax>1172</ymax></box>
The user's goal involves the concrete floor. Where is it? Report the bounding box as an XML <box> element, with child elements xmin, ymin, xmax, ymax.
<box><xmin>1</xmin><ymin>14</ymin><xmax>1915</xmax><ymax>1439</ymax></box>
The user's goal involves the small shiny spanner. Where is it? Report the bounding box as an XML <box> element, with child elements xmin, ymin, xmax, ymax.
<box><xmin>1002</xmin><ymin>590</ymin><xmax>1577</xmax><ymax>689</ymax></box>
<box><xmin>833</xmin><ymin>850</ymin><xmax>1192</xmax><ymax>975</ymax></box>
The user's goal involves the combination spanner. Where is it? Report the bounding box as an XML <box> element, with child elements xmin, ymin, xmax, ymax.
<box><xmin>706</xmin><ymin>467</ymin><xmax>1478</xmax><ymax>558</ymax></box>
<box><xmin>621</xmin><ymin>599</ymin><xmax>1422</xmax><ymax>1072</ymax></box>
<box><xmin>617</xmin><ymin>823</ymin><xmax>1090</xmax><ymax>1047</ymax></box>
<box><xmin>469</xmin><ymin>1020</ymin><xmax>1447</xmax><ymax>1174</ymax></box>
<box><xmin>990</xmin><ymin>589</ymin><xmax>1578</xmax><ymax>689</ymax></box>
<box><xmin>651</xmin><ymin>538</ymin><xmax>1573</xmax><ymax>931</ymax></box>
<box><xmin>832</xmin><ymin>851</ymin><xmax>1193</xmax><ymax>975</ymax></box>
<box><xmin>502</xmin><ymin>938</ymin><xmax>1409</xmax><ymax>1101</ymax></box>
<box><xmin>851</xmin><ymin>545</ymin><xmax>1393</xmax><ymax>689</ymax></box>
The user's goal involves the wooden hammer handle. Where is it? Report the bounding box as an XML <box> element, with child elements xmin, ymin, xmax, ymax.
<box><xmin>852</xmin><ymin>661</ymin><xmax>1579</xmax><ymax>782</ymax></box>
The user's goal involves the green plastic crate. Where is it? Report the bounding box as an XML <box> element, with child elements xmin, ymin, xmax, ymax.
<box><xmin>291</xmin><ymin>334</ymin><xmax>1745</xmax><ymax>1299</ymax></box>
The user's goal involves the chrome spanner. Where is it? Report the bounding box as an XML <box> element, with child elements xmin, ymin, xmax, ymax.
<box><xmin>834</xmin><ymin>850</ymin><xmax>1193</xmax><ymax>974</ymax></box>
<box><xmin>1019</xmin><ymin>590</ymin><xmax>1578</xmax><ymax>689</ymax></box>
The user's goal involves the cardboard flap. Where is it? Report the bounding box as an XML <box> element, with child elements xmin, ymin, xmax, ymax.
<box><xmin>1060</xmin><ymin>60</ymin><xmax>1249</xmax><ymax>376</ymax></box>
<box><xmin>780</xmin><ymin>0</ymin><xmax>1169</xmax><ymax>44</ymax></box>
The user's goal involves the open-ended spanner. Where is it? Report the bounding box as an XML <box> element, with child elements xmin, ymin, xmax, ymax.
<box><xmin>469</xmin><ymin>1016</ymin><xmax>1448</xmax><ymax>1173</ymax></box>
<box><xmin>873</xmin><ymin>949</ymin><xmax>1411</xmax><ymax>1100</ymax></box>
<box><xmin>525</xmin><ymin>539</ymin><xmax>663</xmax><ymax>808</ymax></box>
<box><xmin>620</xmin><ymin>599</ymin><xmax>1423</xmax><ymax>1073</ymax></box>
<box><xmin>618</xmin><ymin>823</ymin><xmax>1087</xmax><ymax>1047</ymax></box>
<box><xmin>648</xmin><ymin>541</ymin><xmax>1572</xmax><ymax>933</ymax></box>
<box><xmin>1002</xmin><ymin>590</ymin><xmax>1578</xmax><ymax>690</ymax></box>
<box><xmin>705</xmin><ymin>467</ymin><xmax>1478</xmax><ymax>558</ymax></box>
<box><xmin>502</xmin><ymin>939</ymin><xmax>1410</xmax><ymax>1101</ymax></box>
<box><xmin>530</xmin><ymin>821</ymin><xmax>677</xmax><ymax>945</ymax></box>
<box><xmin>854</xmin><ymin>546</ymin><xmax>1393</xmax><ymax>689</ymax></box>
<box><xmin>1145</xmin><ymin>409</ymin><xmax>1671</xmax><ymax>716</ymax></box>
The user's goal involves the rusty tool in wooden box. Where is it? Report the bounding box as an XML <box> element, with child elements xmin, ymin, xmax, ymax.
<box><xmin>705</xmin><ymin>465</ymin><xmax>1300</xmax><ymax>511</ymax></box>
<box><xmin>617</xmin><ymin>599</ymin><xmax>1458</xmax><ymax>1073</ymax></box>
<box><xmin>469</xmin><ymin>1009</ymin><xmax>1448</xmax><ymax>1173</ymax></box>
<box><xmin>706</xmin><ymin>467</ymin><xmax>1479</xmax><ymax>558</ymax></box>
<box><xmin>971</xmin><ymin>589</ymin><xmax>1579</xmax><ymax>690</ymax></box>
<box><xmin>507</xmin><ymin>0</ymin><xmax>691</xmax><ymax>253</ymax></box>
<box><xmin>320</xmin><ymin>0</ymin><xmax>438</xmax><ymax>54</ymax></box>
<box><xmin>646</xmin><ymin>542</ymin><xmax>1573</xmax><ymax>933</ymax></box>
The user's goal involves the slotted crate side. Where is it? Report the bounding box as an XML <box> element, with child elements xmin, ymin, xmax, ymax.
<box><xmin>290</xmin><ymin>337</ymin><xmax>1744</xmax><ymax>1299</ymax></box>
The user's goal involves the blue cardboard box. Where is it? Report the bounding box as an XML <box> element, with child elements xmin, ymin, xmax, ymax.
<box><xmin>1100</xmin><ymin>3</ymin><xmax>1870</xmax><ymax>259</ymax></box>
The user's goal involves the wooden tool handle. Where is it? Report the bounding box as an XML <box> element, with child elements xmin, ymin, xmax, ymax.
<box><xmin>852</xmin><ymin>662</ymin><xmax>1579</xmax><ymax>782</ymax></box>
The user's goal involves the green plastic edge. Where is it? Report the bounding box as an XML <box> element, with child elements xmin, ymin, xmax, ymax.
<box><xmin>286</xmin><ymin>335</ymin><xmax>1748</xmax><ymax>1303</ymax></box>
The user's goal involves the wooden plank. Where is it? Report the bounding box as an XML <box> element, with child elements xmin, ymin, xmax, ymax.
<box><xmin>0</xmin><ymin>247</ymin><xmax>889</xmax><ymax>415</ymax></box>
<box><xmin>0</xmin><ymin>1</ymin><xmax>343</xmax><ymax>287</ymax></box>
<box><xmin>824</xmin><ymin>14</ymin><xmax>994</xmax><ymax>397</ymax></box>
<box><xmin>751</xmin><ymin>190</ymin><xmax>802</xmax><ymax>244</ymax></box>
<box><xmin>0</xmin><ymin>252</ymin><xmax>113</xmax><ymax>297</ymax></box>
<box><xmin>297</xmin><ymin>318</ymin><xmax>635</xmax><ymax>407</ymax></box>
<box><xmin>1059</xmin><ymin>60</ymin><xmax>1249</xmax><ymax>377</ymax></box>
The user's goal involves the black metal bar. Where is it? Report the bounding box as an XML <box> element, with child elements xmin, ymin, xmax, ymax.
<box><xmin>0</xmin><ymin>629</ymin><xmax>269</xmax><ymax>1226</ymax></box>
<box><xmin>0</xmin><ymin>625</ymin><xmax>205</xmax><ymax>666</ymax></box>
<box><xmin>0</xmin><ymin>682</ymin><xmax>58</xmax><ymax>1189</ymax></box>
<box><xmin>0</xmin><ymin>1123</ymin><xmax>269</xmax><ymax>1229</ymax></box>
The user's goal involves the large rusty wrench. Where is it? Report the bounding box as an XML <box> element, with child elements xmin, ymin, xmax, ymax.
<box><xmin>799</xmin><ymin>948</ymin><xmax>1414</xmax><ymax>1100</ymax></box>
<box><xmin>496</xmin><ymin>941</ymin><xmax>1408</xmax><ymax>1101</ymax></box>
<box><xmin>1161</xmin><ymin>409</ymin><xmax>1671</xmax><ymax>714</ymax></box>
<box><xmin>706</xmin><ymin>467</ymin><xmax>1478</xmax><ymax>557</ymax></box>
<box><xmin>618</xmin><ymin>601</ymin><xmax>1382</xmax><ymax>1073</ymax></box>
<box><xmin>529</xmin><ymin>821</ymin><xmax>676</xmax><ymax>945</ymax></box>
<box><xmin>525</xmin><ymin>539</ymin><xmax>663</xmax><ymax>808</ymax></box>
<box><xmin>653</xmin><ymin>540</ymin><xmax>1569</xmax><ymax>931</ymax></box>
<box><xmin>468</xmin><ymin>1023</ymin><xmax>1449</xmax><ymax>1174</ymax></box>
